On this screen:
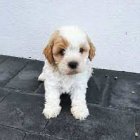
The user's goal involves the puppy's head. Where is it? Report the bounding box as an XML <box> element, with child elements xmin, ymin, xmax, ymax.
<box><xmin>43</xmin><ymin>26</ymin><xmax>95</xmax><ymax>75</ymax></box>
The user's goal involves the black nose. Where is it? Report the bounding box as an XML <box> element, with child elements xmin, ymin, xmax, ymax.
<box><xmin>68</xmin><ymin>61</ymin><xmax>78</xmax><ymax>69</ymax></box>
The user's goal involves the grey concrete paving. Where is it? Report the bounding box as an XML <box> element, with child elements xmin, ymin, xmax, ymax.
<box><xmin>0</xmin><ymin>55</ymin><xmax>139</xmax><ymax>140</ymax></box>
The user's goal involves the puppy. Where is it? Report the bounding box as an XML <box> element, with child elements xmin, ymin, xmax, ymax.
<box><xmin>38</xmin><ymin>26</ymin><xmax>95</xmax><ymax>120</ymax></box>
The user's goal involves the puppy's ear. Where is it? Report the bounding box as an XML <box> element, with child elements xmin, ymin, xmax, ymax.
<box><xmin>43</xmin><ymin>31</ymin><xmax>59</xmax><ymax>65</ymax></box>
<box><xmin>87</xmin><ymin>36</ymin><xmax>96</xmax><ymax>61</ymax></box>
<box><xmin>43</xmin><ymin>44</ymin><xmax>54</xmax><ymax>65</ymax></box>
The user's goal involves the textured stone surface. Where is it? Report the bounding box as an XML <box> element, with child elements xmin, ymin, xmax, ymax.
<box><xmin>0</xmin><ymin>55</ymin><xmax>139</xmax><ymax>140</ymax></box>
<box><xmin>0</xmin><ymin>90</ymin><xmax>47</xmax><ymax>133</ymax></box>
<box><xmin>136</xmin><ymin>113</ymin><xmax>140</xmax><ymax>125</ymax></box>
<box><xmin>24</xmin><ymin>133</ymin><xmax>60</xmax><ymax>140</ymax></box>
<box><xmin>43</xmin><ymin>104</ymin><xmax>135</xmax><ymax>140</ymax></box>
<box><xmin>109</xmin><ymin>73</ymin><xmax>140</xmax><ymax>110</ymax></box>
<box><xmin>5</xmin><ymin>60</ymin><xmax>44</xmax><ymax>92</ymax></box>
<box><xmin>0</xmin><ymin>57</ymin><xmax>28</xmax><ymax>86</ymax></box>
<box><xmin>0</xmin><ymin>55</ymin><xmax>8</xmax><ymax>64</ymax></box>
<box><xmin>0</xmin><ymin>125</ymin><xmax>25</xmax><ymax>140</ymax></box>
<box><xmin>0</xmin><ymin>88</ymin><xmax>11</xmax><ymax>102</ymax></box>
<box><xmin>86</xmin><ymin>75</ymin><xmax>102</xmax><ymax>104</ymax></box>
<box><xmin>35</xmin><ymin>83</ymin><xmax>45</xmax><ymax>94</ymax></box>
<box><xmin>135</xmin><ymin>113</ymin><xmax>140</xmax><ymax>140</ymax></box>
<box><xmin>136</xmin><ymin>124</ymin><xmax>140</xmax><ymax>140</ymax></box>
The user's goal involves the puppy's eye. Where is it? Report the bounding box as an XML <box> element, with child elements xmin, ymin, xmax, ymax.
<box><xmin>59</xmin><ymin>49</ymin><xmax>65</xmax><ymax>56</ymax></box>
<box><xmin>79</xmin><ymin>48</ymin><xmax>84</xmax><ymax>53</ymax></box>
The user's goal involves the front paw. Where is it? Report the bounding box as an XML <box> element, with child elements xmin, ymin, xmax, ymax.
<box><xmin>43</xmin><ymin>105</ymin><xmax>61</xmax><ymax>119</ymax></box>
<box><xmin>71</xmin><ymin>105</ymin><xmax>89</xmax><ymax>120</ymax></box>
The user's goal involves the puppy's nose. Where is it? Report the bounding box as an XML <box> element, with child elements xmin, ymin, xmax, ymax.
<box><xmin>68</xmin><ymin>61</ymin><xmax>78</xmax><ymax>69</ymax></box>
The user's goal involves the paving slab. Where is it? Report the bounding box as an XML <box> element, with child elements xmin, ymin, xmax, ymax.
<box><xmin>86</xmin><ymin>75</ymin><xmax>102</xmax><ymax>104</ymax></box>
<box><xmin>136</xmin><ymin>124</ymin><xmax>140</xmax><ymax>140</ymax></box>
<box><xmin>0</xmin><ymin>57</ymin><xmax>28</xmax><ymax>86</ymax></box>
<box><xmin>93</xmin><ymin>68</ymin><xmax>111</xmax><ymax>92</ymax></box>
<box><xmin>136</xmin><ymin>113</ymin><xmax>140</xmax><ymax>125</ymax></box>
<box><xmin>0</xmin><ymin>88</ymin><xmax>11</xmax><ymax>102</ymax></box>
<box><xmin>0</xmin><ymin>125</ymin><xmax>25</xmax><ymax>140</ymax></box>
<box><xmin>135</xmin><ymin>113</ymin><xmax>140</xmax><ymax>140</ymax></box>
<box><xmin>5</xmin><ymin>60</ymin><xmax>44</xmax><ymax>92</ymax></box>
<box><xmin>35</xmin><ymin>83</ymin><xmax>45</xmax><ymax>94</ymax></box>
<box><xmin>43</xmin><ymin>104</ymin><xmax>135</xmax><ymax>140</ymax></box>
<box><xmin>24</xmin><ymin>133</ymin><xmax>61</xmax><ymax>140</ymax></box>
<box><xmin>0</xmin><ymin>55</ymin><xmax>9</xmax><ymax>64</ymax></box>
<box><xmin>0</xmin><ymin>55</ymin><xmax>139</xmax><ymax>140</ymax></box>
<box><xmin>109</xmin><ymin>73</ymin><xmax>140</xmax><ymax>111</ymax></box>
<box><xmin>0</xmin><ymin>90</ymin><xmax>47</xmax><ymax>133</ymax></box>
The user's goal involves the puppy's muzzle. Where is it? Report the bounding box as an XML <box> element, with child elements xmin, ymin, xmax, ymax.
<box><xmin>68</xmin><ymin>61</ymin><xmax>78</xmax><ymax>69</ymax></box>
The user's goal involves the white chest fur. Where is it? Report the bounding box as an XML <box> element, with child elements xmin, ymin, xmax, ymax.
<box><xmin>41</xmin><ymin>59</ymin><xmax>93</xmax><ymax>94</ymax></box>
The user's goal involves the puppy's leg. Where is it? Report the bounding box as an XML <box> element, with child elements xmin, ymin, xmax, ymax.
<box><xmin>71</xmin><ymin>87</ymin><xmax>89</xmax><ymax>120</ymax></box>
<box><xmin>43</xmin><ymin>82</ymin><xmax>61</xmax><ymax>119</ymax></box>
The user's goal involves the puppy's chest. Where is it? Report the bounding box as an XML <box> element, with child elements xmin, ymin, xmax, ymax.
<box><xmin>58</xmin><ymin>76</ymin><xmax>76</xmax><ymax>93</ymax></box>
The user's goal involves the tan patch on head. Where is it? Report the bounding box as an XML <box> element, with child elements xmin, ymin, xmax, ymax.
<box><xmin>53</xmin><ymin>36</ymin><xmax>68</xmax><ymax>64</ymax></box>
<box><xmin>87</xmin><ymin>36</ymin><xmax>96</xmax><ymax>61</ymax></box>
<box><xmin>43</xmin><ymin>31</ymin><xmax>69</xmax><ymax>65</ymax></box>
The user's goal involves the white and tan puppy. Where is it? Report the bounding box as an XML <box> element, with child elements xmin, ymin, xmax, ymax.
<box><xmin>38</xmin><ymin>26</ymin><xmax>95</xmax><ymax>120</ymax></box>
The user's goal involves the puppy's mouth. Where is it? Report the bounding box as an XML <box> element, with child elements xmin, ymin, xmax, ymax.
<box><xmin>66</xmin><ymin>70</ymin><xmax>80</xmax><ymax>75</ymax></box>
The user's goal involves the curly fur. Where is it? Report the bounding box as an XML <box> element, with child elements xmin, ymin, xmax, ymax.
<box><xmin>38</xmin><ymin>26</ymin><xmax>95</xmax><ymax>120</ymax></box>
